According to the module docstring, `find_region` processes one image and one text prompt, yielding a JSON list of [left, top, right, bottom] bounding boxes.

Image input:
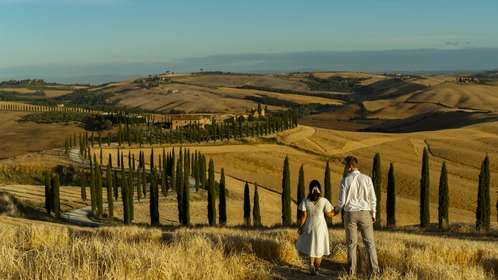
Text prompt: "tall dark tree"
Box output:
[[121, 172, 131, 225], [324, 160, 332, 225], [243, 181, 251, 226], [438, 162, 449, 230], [80, 170, 87, 201], [89, 157, 96, 214], [297, 165, 306, 225], [182, 152, 190, 226], [420, 147, 431, 229], [386, 162, 396, 227], [95, 156, 103, 217], [176, 158, 184, 224], [281, 156, 292, 226], [476, 155, 491, 232], [51, 173, 61, 218], [207, 158, 216, 226], [218, 168, 227, 225], [253, 183, 261, 226], [372, 153, 382, 228], [44, 171, 52, 214], [106, 163, 114, 219], [200, 154, 207, 189], [150, 167, 160, 225]]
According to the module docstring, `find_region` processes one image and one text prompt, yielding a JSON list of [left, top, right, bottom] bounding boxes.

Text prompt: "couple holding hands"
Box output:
[[296, 156, 381, 278]]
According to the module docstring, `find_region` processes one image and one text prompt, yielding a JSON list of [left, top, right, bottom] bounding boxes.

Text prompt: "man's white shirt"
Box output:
[[336, 170, 377, 218]]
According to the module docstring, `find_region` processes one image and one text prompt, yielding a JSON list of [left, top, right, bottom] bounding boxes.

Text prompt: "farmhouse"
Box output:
[[171, 114, 213, 130], [250, 107, 265, 118]]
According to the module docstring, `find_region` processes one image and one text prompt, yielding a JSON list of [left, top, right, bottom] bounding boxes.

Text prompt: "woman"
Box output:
[[296, 180, 335, 276]]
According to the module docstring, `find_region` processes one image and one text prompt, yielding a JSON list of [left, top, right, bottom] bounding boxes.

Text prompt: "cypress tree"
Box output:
[[438, 162, 449, 230], [476, 155, 491, 232], [95, 157, 103, 217], [201, 154, 207, 190], [182, 150, 190, 226], [136, 158, 142, 201], [243, 181, 251, 225], [207, 158, 216, 226], [113, 169, 119, 201], [142, 154, 147, 198], [128, 159, 135, 221], [122, 172, 131, 224], [386, 162, 396, 227], [182, 162, 191, 226], [253, 183, 261, 226], [297, 165, 306, 225], [80, 170, 87, 201], [372, 153, 382, 228], [89, 157, 96, 214], [420, 147, 431, 229], [171, 148, 176, 192], [150, 167, 160, 225], [51, 173, 61, 218], [324, 160, 332, 225], [106, 163, 114, 219], [219, 168, 227, 225], [281, 156, 292, 226], [177, 158, 184, 224], [44, 171, 52, 214], [161, 148, 167, 196]]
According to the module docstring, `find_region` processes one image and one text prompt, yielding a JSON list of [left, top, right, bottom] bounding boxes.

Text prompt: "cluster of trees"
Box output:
[[0, 79, 62, 89], [59, 144, 264, 227], [302, 74, 368, 93], [21, 111, 92, 124], [55, 89, 115, 107], [73, 146, 210, 225]]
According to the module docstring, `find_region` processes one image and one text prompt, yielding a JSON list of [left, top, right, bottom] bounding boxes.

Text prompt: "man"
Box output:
[[335, 156, 380, 277]]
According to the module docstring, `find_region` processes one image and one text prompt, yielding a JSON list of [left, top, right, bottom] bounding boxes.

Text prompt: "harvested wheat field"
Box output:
[[0, 213, 496, 279]]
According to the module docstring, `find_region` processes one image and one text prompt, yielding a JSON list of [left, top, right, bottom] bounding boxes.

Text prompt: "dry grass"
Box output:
[[0, 218, 274, 279], [0, 215, 495, 279]]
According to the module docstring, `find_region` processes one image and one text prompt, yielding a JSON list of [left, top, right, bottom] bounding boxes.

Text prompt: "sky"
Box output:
[[1, 0, 497, 82]]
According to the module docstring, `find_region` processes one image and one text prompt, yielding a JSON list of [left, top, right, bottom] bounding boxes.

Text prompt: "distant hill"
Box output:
[[1, 74, 141, 85], [2, 70, 498, 133]]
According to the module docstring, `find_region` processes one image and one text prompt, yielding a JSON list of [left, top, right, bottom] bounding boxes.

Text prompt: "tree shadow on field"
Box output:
[[274, 255, 346, 280]]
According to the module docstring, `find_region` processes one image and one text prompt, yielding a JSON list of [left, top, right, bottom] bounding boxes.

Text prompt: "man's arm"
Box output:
[[367, 177, 377, 219]]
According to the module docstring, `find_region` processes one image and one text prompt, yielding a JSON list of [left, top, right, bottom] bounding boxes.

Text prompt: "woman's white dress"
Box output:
[[296, 197, 333, 258]]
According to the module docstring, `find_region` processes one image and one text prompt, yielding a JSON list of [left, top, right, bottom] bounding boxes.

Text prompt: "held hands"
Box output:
[[297, 226, 304, 235]]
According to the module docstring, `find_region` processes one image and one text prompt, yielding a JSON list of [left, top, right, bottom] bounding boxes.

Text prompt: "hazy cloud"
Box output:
[[445, 41, 473, 46]]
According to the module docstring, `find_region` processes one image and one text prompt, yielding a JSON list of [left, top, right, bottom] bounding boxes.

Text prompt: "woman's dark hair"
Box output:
[[307, 180, 321, 201]]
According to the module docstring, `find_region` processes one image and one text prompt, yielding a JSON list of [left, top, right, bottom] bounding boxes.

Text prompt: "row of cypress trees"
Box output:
[[282, 149, 492, 233], [373, 148, 491, 232], [65, 110, 300, 155]]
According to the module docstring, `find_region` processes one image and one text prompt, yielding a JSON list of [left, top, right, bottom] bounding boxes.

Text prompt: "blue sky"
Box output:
[[1, 0, 497, 81]]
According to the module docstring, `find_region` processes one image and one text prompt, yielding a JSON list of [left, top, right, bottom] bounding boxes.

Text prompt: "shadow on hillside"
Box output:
[[361, 111, 498, 133]]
